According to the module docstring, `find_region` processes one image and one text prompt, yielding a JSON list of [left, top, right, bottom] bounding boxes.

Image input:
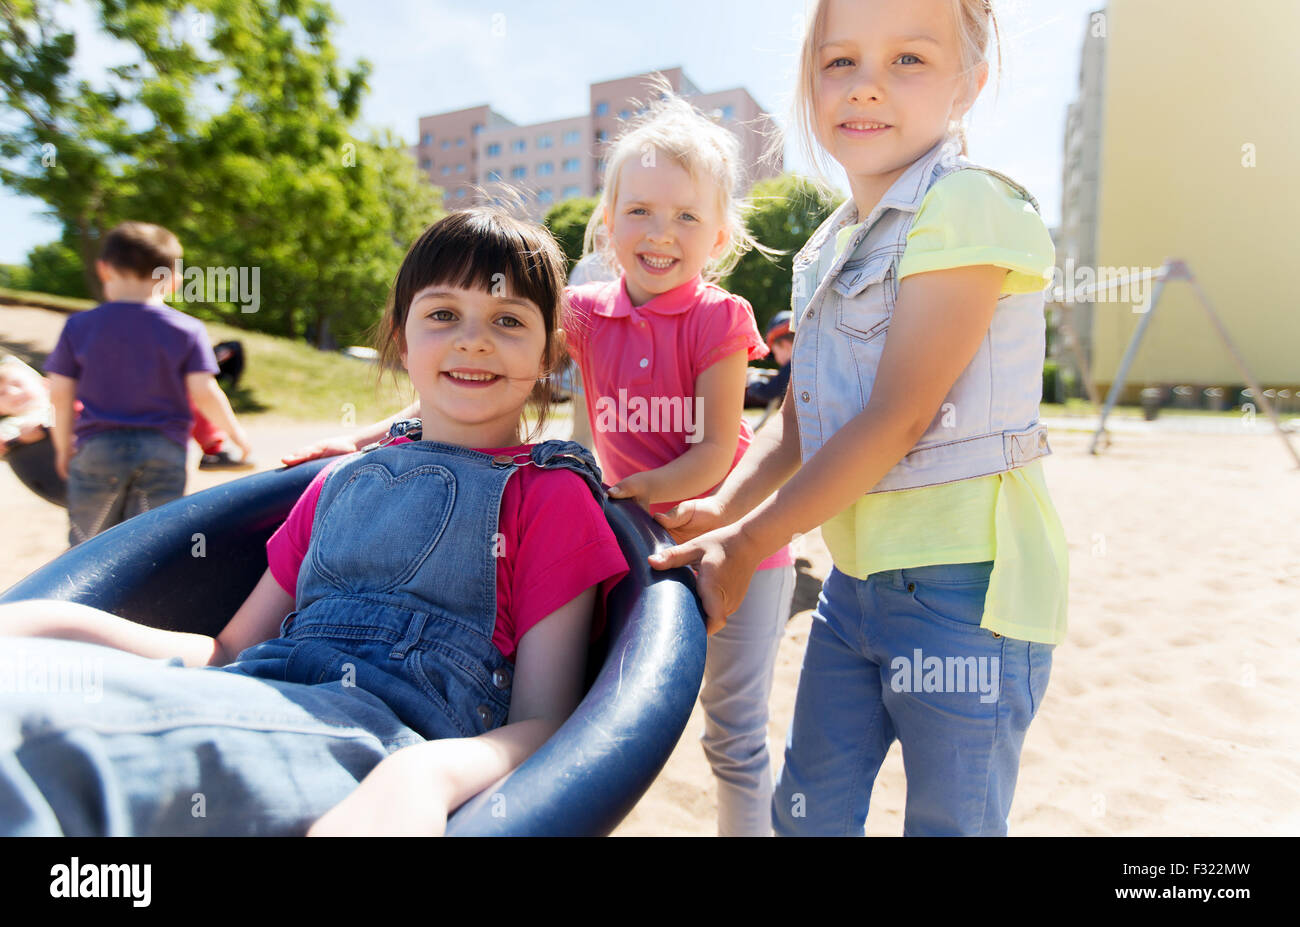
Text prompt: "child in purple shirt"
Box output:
[[44, 221, 253, 545]]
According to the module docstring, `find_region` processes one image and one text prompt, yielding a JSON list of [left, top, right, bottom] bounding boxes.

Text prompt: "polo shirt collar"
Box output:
[[595, 274, 706, 318]]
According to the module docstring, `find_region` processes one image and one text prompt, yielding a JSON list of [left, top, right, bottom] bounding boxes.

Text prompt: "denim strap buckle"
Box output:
[[359, 418, 423, 453], [385, 419, 423, 442], [490, 451, 534, 468]]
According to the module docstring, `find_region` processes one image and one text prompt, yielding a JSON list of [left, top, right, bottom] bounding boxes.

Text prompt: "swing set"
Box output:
[[1048, 258, 1299, 469]]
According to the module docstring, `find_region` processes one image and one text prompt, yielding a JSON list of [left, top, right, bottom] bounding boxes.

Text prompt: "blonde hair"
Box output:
[[583, 75, 776, 280], [774, 0, 1002, 188]]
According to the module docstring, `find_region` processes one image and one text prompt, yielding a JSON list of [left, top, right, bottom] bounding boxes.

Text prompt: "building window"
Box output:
[[563, 129, 580, 145], [537, 134, 553, 149], [512, 139, 526, 153], [456, 137, 465, 147], [487, 169, 502, 182], [511, 166, 526, 179], [595, 130, 607, 143], [619, 109, 629, 120], [562, 185, 581, 200], [537, 189, 554, 205], [537, 162, 554, 176], [441, 165, 450, 176], [440, 139, 450, 150], [562, 158, 580, 173], [472, 123, 483, 135], [594, 101, 608, 116], [722, 105, 734, 120], [486, 142, 501, 157], [420, 132, 432, 146], [419, 158, 431, 170], [456, 163, 466, 173]]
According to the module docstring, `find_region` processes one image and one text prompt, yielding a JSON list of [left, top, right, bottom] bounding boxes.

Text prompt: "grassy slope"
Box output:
[[203, 318, 416, 424]]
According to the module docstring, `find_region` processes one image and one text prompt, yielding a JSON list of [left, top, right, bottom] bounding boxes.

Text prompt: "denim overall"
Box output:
[[772, 139, 1057, 836], [0, 427, 607, 835], [223, 425, 607, 741], [789, 136, 1053, 491]]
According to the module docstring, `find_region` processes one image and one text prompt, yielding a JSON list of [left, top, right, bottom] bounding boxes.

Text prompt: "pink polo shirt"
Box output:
[[566, 275, 793, 571]]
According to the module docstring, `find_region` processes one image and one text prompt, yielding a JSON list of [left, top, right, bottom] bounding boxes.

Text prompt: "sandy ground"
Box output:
[[4, 303, 1299, 836]]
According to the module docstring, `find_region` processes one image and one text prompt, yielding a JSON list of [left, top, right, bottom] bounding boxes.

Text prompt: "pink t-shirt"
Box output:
[[266, 438, 630, 661], [566, 275, 794, 571]]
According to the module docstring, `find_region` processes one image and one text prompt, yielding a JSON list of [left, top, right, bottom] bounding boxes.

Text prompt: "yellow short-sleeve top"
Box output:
[[819, 170, 1068, 645]]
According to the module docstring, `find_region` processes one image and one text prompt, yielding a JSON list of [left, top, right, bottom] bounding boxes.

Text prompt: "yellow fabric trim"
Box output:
[[823, 462, 1068, 645]]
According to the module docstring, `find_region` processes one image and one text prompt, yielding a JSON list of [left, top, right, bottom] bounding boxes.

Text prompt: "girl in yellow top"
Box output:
[[651, 0, 1067, 835]]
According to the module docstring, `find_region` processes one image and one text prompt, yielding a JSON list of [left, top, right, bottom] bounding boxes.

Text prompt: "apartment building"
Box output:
[[413, 68, 782, 218], [1056, 9, 1107, 370], [1059, 1, 1298, 397], [413, 104, 516, 201]]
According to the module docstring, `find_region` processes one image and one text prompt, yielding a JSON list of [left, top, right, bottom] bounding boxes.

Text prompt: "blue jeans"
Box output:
[[67, 429, 187, 546], [0, 638, 423, 836], [772, 563, 1053, 836]]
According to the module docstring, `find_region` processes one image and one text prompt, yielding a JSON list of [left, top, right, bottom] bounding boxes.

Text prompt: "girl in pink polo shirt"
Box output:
[[563, 86, 796, 836]]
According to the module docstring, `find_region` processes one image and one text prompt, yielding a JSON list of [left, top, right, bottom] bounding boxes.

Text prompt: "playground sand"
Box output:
[[4, 303, 1298, 836], [613, 427, 1300, 836]]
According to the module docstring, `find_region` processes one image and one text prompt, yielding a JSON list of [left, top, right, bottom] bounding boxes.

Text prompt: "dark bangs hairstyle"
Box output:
[[376, 207, 571, 442]]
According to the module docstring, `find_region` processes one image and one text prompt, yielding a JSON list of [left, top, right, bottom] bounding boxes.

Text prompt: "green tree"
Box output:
[[0, 0, 441, 346], [0, 262, 32, 291], [723, 174, 841, 338], [24, 238, 86, 297], [544, 196, 599, 269]]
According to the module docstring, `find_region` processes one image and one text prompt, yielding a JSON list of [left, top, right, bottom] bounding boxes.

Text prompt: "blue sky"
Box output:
[[0, 0, 1103, 263]]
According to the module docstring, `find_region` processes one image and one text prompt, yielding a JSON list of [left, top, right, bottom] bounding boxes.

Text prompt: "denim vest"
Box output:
[[789, 138, 1052, 492], [224, 425, 606, 742]]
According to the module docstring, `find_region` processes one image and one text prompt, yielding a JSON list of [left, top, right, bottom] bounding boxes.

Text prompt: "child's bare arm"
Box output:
[[281, 399, 421, 466], [0, 567, 294, 668], [654, 375, 804, 543], [739, 265, 1006, 545], [46, 373, 76, 478], [308, 586, 595, 836], [0, 599, 223, 666], [653, 264, 1007, 629], [186, 372, 252, 458], [212, 568, 297, 664], [606, 348, 748, 507]]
